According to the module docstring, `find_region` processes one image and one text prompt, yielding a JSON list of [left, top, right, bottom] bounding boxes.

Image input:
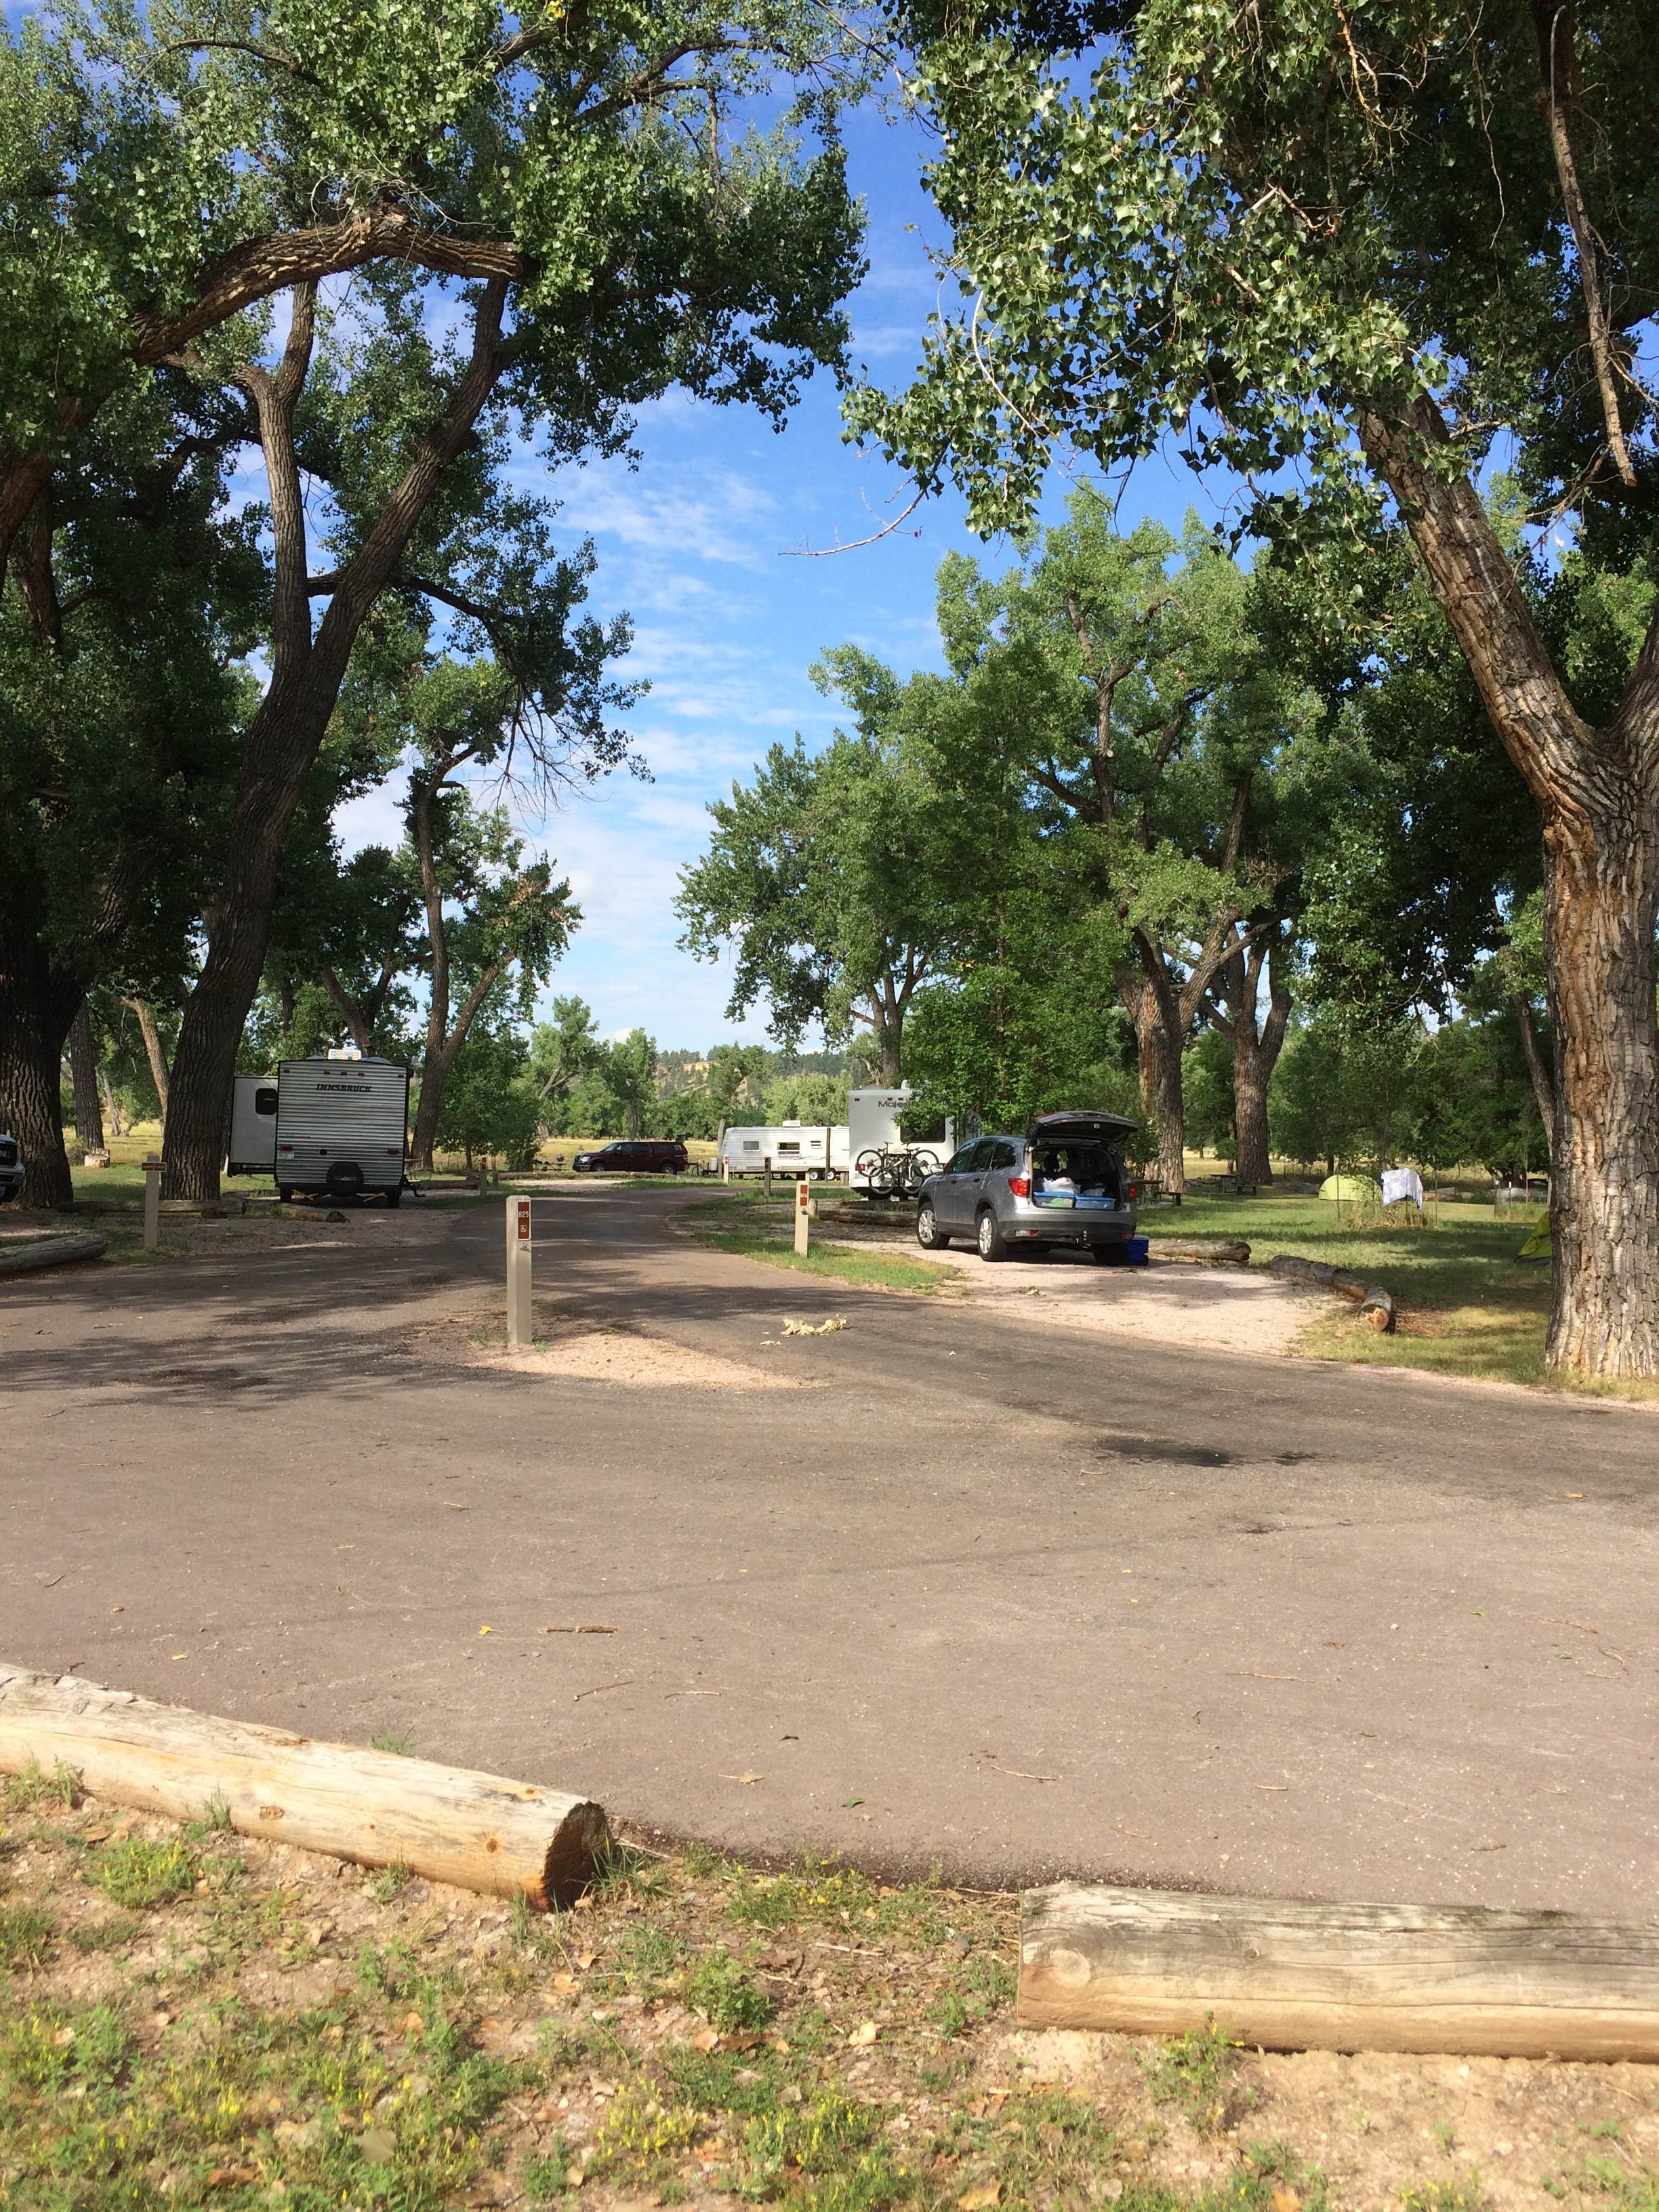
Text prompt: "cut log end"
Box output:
[[543, 1799, 613, 1910]]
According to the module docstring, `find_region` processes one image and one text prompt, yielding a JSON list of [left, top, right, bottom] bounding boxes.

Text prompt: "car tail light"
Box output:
[[1008, 1175, 1030, 1198], [1125, 1181, 1138, 1202]]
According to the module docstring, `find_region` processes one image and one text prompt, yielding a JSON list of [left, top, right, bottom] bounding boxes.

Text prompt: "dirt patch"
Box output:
[[4, 1780, 1653, 2212], [411, 1310, 815, 1391], [882, 1244, 1322, 1358]]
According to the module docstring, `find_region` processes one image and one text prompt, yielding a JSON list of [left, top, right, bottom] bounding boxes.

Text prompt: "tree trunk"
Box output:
[[161, 278, 509, 1202], [123, 996, 171, 1123], [1541, 806, 1659, 1376], [1223, 935, 1292, 1189], [67, 1001, 104, 1154], [1358, 392, 1659, 1375], [1121, 958, 1187, 1194], [0, 933, 81, 1208], [410, 1049, 457, 1174], [99, 1069, 125, 1138], [1512, 991, 1556, 1155], [1122, 973, 1185, 1193], [319, 964, 373, 1055]]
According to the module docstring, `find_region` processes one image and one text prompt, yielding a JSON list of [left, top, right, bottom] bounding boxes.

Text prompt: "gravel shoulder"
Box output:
[[835, 1241, 1322, 1358]]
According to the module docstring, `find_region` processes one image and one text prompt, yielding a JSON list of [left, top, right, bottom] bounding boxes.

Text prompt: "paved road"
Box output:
[[4, 1187, 1656, 1912]]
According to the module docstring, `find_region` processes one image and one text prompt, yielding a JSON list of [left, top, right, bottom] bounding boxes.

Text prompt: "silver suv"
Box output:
[[916, 1111, 1139, 1263]]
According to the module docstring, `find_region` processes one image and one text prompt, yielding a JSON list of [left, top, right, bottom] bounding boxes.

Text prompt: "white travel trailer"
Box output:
[[716, 1120, 850, 1179], [716, 1088, 938, 1191], [227, 1075, 280, 1176], [233, 1049, 411, 1204]]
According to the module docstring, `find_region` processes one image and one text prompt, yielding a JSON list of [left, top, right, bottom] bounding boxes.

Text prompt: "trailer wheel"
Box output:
[[383, 1184, 403, 1209]]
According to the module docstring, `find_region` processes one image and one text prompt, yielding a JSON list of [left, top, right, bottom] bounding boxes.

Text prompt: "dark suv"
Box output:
[[916, 1111, 1139, 1261], [571, 1139, 689, 1175]]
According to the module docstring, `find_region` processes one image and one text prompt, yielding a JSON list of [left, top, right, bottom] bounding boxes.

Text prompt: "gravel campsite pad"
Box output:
[[409, 1307, 818, 1391], [3, 1774, 1654, 2212], [866, 1244, 1322, 1359]]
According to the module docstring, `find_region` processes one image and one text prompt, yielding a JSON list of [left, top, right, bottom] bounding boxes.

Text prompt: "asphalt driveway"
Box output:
[[3, 1185, 1654, 1913]]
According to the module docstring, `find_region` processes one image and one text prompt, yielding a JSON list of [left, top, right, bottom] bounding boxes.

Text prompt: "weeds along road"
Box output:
[[3, 1183, 1655, 1912]]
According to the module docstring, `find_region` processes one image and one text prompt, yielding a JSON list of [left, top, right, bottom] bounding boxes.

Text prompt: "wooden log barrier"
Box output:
[[1268, 1251, 1395, 1332], [0, 1232, 108, 1279], [1148, 1237, 1250, 1267], [1020, 1883, 1659, 2060], [0, 1665, 609, 1910]]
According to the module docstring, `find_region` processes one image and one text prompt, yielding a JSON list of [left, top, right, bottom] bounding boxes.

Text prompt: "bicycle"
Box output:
[[854, 1145, 940, 1198]]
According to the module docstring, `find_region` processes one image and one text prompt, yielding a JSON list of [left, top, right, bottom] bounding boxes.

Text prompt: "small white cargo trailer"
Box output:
[[272, 1050, 410, 1204], [227, 1075, 279, 1176], [716, 1121, 849, 1179]]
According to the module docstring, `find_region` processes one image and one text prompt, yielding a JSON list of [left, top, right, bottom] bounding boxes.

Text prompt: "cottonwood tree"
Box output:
[[0, 388, 258, 1206], [398, 659, 581, 1169], [859, 0, 1659, 1374], [678, 726, 959, 1080], [872, 497, 1343, 1189], [2, 0, 867, 1199], [528, 996, 606, 1118]]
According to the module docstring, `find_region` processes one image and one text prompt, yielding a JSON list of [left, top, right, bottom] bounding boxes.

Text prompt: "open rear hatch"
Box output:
[[1025, 1111, 1139, 1209]]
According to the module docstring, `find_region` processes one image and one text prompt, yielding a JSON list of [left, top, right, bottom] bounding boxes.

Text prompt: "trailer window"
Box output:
[[254, 1087, 279, 1115], [778, 1141, 800, 1154], [742, 1141, 760, 1152]]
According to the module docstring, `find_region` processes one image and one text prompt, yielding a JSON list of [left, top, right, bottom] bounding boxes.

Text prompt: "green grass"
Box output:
[[1139, 1193, 1594, 1393], [96, 1836, 198, 1910], [1136, 2020, 1250, 2134], [4, 1799, 1637, 2212]]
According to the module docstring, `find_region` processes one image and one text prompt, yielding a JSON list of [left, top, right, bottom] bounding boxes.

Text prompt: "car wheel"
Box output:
[[916, 1202, 950, 1250], [277, 1185, 293, 1203], [976, 1208, 1007, 1263], [0, 1185, 14, 1206]]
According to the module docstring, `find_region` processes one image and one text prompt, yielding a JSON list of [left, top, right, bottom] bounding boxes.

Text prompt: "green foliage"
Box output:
[[1400, 2182, 1490, 2212], [0, 1905, 53, 1971], [1, 1759, 79, 1814], [434, 1025, 544, 1167], [678, 725, 963, 1076], [1269, 1012, 1548, 1181], [96, 1837, 198, 1910], [855, 1, 1659, 573], [603, 1028, 660, 1141], [684, 1953, 775, 2034], [1137, 2021, 1246, 2135], [1183, 1027, 1236, 1158]]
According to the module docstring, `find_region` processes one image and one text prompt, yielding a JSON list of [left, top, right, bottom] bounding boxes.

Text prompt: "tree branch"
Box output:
[[1532, 2, 1636, 490], [1355, 392, 1589, 811], [129, 211, 531, 369]]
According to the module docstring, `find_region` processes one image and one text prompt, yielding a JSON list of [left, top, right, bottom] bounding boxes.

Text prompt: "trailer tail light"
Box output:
[[1008, 1175, 1030, 1198], [385, 1148, 400, 1156]]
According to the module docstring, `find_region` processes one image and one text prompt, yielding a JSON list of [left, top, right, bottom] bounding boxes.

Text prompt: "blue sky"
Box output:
[[337, 102, 1218, 1052]]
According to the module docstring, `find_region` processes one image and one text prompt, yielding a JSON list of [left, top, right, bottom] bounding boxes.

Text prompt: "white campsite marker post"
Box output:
[[142, 1155, 161, 1250], [506, 1195, 533, 1347], [794, 1179, 811, 1257]]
